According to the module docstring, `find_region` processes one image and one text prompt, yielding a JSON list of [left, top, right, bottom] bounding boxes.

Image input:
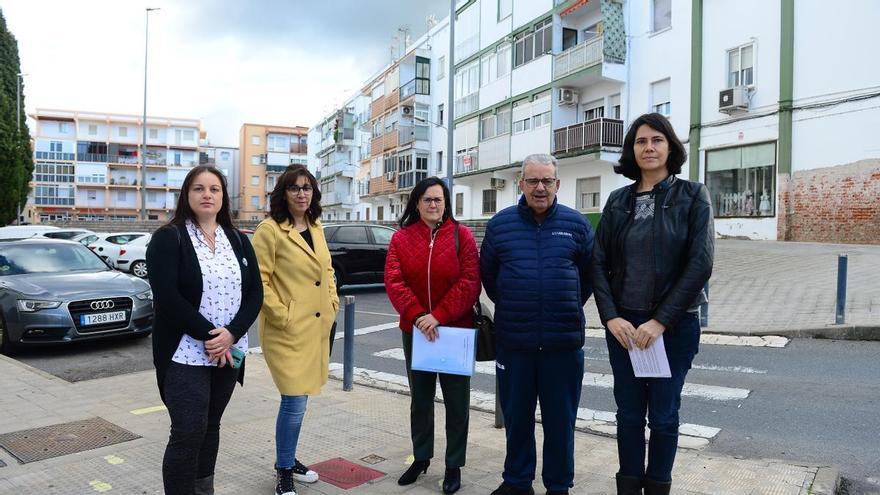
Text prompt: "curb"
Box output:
[[715, 325, 880, 341], [810, 465, 841, 495]]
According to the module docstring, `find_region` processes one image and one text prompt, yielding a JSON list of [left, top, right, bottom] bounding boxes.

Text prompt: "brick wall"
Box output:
[[779, 159, 880, 244]]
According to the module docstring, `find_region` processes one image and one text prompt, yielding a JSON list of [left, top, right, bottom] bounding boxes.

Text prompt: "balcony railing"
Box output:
[[145, 158, 167, 165], [454, 93, 479, 117], [370, 95, 387, 120], [455, 151, 479, 174], [368, 172, 397, 195], [108, 155, 139, 165], [383, 129, 399, 151], [35, 151, 75, 161], [78, 153, 108, 163], [553, 37, 603, 80], [398, 125, 414, 146], [266, 164, 287, 173], [290, 143, 307, 154], [401, 78, 430, 100], [552, 118, 624, 155]]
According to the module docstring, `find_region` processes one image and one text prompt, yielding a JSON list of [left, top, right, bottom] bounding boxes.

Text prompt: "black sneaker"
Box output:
[[275, 465, 297, 495], [292, 459, 319, 483]]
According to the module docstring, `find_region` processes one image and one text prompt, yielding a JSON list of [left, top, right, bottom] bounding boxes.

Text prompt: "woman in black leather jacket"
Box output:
[[591, 113, 714, 495]]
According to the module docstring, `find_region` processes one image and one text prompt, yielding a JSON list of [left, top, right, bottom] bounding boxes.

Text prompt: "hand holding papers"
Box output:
[[626, 335, 671, 378], [411, 326, 476, 376]]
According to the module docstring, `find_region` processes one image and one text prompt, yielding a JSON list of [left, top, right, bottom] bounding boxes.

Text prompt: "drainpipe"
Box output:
[[778, 0, 794, 177], [688, 0, 703, 181]]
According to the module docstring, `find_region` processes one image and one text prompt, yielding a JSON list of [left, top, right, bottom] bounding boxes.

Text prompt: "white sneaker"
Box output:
[[292, 459, 319, 483]]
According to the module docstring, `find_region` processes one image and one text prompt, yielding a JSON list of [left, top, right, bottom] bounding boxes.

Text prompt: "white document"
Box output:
[[411, 326, 476, 376], [626, 335, 672, 378]]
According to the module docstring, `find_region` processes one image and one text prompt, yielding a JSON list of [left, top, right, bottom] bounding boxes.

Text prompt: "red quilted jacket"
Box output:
[[384, 219, 481, 333]]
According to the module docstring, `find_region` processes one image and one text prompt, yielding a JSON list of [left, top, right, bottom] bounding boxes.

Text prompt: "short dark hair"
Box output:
[[268, 164, 322, 225], [398, 177, 455, 228], [615, 113, 687, 181], [166, 165, 235, 230]]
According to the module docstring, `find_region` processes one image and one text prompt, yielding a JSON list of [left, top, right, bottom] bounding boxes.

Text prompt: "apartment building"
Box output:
[[238, 123, 309, 220], [199, 144, 240, 211], [26, 109, 202, 223]]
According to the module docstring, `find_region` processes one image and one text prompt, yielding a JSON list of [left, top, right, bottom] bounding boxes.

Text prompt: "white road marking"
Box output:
[[585, 328, 789, 347], [372, 348, 750, 401], [692, 364, 767, 374], [356, 310, 399, 317], [334, 321, 399, 340], [328, 362, 719, 446]]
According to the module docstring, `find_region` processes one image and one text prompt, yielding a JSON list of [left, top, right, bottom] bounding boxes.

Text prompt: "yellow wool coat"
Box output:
[[253, 218, 339, 396]]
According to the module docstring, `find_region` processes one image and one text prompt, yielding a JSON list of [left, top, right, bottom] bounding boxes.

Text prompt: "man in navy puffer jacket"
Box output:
[[481, 154, 594, 495]]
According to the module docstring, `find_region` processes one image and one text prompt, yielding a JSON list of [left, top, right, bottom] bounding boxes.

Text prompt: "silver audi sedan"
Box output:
[[0, 238, 154, 353]]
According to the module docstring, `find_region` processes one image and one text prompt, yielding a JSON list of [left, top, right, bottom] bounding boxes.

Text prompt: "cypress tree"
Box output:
[[0, 9, 34, 225]]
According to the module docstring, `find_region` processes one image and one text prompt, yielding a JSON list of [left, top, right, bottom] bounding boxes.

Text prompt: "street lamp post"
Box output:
[[446, 0, 455, 199], [16, 72, 28, 225], [140, 7, 160, 221]]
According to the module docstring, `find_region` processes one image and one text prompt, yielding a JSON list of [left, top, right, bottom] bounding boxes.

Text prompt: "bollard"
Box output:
[[494, 374, 504, 429], [343, 295, 355, 391], [700, 281, 709, 328], [836, 254, 847, 325]]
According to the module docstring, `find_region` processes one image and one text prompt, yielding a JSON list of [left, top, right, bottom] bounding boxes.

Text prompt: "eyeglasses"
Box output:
[[421, 197, 444, 205], [522, 177, 557, 188], [286, 185, 313, 194]]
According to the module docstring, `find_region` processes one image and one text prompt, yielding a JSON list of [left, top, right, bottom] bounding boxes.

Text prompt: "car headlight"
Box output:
[[135, 290, 153, 301], [17, 299, 62, 312]]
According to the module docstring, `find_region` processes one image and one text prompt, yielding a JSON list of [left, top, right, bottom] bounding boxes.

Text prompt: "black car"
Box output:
[[324, 223, 396, 288]]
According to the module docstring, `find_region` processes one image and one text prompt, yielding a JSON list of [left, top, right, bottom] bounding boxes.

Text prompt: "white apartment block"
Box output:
[[199, 144, 240, 211], [27, 109, 202, 223]]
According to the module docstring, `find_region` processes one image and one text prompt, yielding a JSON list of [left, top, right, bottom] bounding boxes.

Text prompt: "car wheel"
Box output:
[[131, 260, 148, 278], [0, 313, 16, 355]]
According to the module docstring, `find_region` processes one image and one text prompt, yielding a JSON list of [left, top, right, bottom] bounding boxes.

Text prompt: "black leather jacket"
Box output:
[[591, 175, 714, 328]]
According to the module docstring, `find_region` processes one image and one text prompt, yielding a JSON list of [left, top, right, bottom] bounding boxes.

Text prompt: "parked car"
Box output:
[[113, 235, 151, 278], [88, 232, 150, 264], [323, 223, 396, 288], [41, 228, 95, 240], [0, 238, 154, 353], [71, 232, 105, 247], [0, 225, 60, 240]]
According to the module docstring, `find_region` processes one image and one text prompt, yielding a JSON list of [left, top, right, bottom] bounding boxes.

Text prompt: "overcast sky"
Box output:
[[1, 0, 450, 146]]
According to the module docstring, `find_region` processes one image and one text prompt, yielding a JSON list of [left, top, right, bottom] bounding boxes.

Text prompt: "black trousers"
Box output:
[[401, 331, 471, 468], [162, 362, 238, 495]]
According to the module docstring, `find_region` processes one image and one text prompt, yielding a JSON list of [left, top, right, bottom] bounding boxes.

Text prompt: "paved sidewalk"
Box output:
[[0, 354, 837, 495]]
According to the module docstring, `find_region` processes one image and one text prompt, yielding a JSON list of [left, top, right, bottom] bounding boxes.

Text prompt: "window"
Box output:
[[34, 163, 74, 183], [147, 191, 158, 202], [706, 142, 776, 218], [220, 151, 230, 160], [454, 60, 480, 116], [370, 226, 394, 245], [34, 185, 74, 205], [415, 56, 431, 94], [437, 150, 444, 174], [251, 175, 259, 186], [498, 0, 512, 20], [437, 55, 446, 80], [251, 155, 261, 165], [87, 190, 97, 200], [652, 0, 671, 32], [609, 94, 622, 119], [455, 192, 464, 217], [496, 105, 512, 135], [651, 79, 671, 116], [118, 127, 128, 137], [383, 154, 397, 174], [117, 191, 127, 201], [513, 115, 531, 134], [576, 177, 601, 211], [149, 128, 158, 139], [514, 18, 552, 68], [333, 226, 368, 244], [250, 195, 259, 207], [482, 189, 497, 215], [183, 130, 194, 141], [438, 104, 444, 125], [480, 112, 497, 141], [532, 111, 551, 128], [481, 43, 512, 87], [88, 124, 98, 135], [728, 43, 755, 87], [58, 122, 69, 133], [252, 135, 261, 145], [583, 100, 605, 121]]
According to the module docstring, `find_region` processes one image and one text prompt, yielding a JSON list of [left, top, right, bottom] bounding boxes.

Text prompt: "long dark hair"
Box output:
[[398, 177, 455, 228], [615, 113, 687, 181], [166, 165, 235, 230], [268, 164, 322, 225]]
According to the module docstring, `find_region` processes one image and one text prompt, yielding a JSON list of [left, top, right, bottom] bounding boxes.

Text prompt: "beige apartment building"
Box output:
[[238, 123, 309, 220]]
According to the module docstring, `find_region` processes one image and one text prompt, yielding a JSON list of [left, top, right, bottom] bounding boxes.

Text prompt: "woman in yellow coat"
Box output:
[[252, 165, 339, 495]]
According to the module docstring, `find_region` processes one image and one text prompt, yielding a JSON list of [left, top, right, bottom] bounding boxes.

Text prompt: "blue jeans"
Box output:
[[275, 395, 308, 469], [496, 346, 584, 492], [605, 311, 700, 482]]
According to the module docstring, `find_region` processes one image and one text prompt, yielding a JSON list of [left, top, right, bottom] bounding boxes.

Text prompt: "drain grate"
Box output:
[[0, 417, 140, 464], [310, 457, 386, 489]]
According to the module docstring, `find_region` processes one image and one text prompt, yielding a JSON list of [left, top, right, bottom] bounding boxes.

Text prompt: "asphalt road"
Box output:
[[11, 285, 880, 492]]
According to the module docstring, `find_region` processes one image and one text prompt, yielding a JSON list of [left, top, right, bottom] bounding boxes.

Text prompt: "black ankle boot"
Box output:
[[398, 459, 430, 485], [615, 474, 643, 495], [443, 467, 461, 494], [643, 478, 670, 495]]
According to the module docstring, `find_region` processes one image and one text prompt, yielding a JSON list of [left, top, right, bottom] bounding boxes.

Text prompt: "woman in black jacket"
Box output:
[[146, 165, 262, 495], [591, 113, 714, 495]]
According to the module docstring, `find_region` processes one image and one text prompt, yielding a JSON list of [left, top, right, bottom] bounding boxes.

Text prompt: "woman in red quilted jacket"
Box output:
[[384, 177, 481, 494]]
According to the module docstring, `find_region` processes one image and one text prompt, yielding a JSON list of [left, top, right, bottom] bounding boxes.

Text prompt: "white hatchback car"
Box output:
[[88, 232, 150, 266], [113, 234, 152, 278]]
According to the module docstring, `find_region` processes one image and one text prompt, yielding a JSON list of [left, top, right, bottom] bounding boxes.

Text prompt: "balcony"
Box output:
[[552, 118, 624, 157], [78, 153, 108, 163], [35, 151, 75, 161], [554, 37, 603, 80], [266, 164, 287, 173], [400, 78, 430, 101], [370, 95, 387, 120], [370, 136, 384, 157], [455, 151, 479, 175], [108, 155, 139, 166], [368, 172, 397, 196], [383, 130, 399, 151], [398, 125, 414, 146], [290, 143, 307, 154]]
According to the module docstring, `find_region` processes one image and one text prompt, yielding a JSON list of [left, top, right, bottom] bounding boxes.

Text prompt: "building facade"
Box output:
[[199, 144, 240, 212], [238, 123, 309, 221], [26, 109, 202, 223]]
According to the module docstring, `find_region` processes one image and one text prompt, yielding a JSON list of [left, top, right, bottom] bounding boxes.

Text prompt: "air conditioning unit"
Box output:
[[385, 171, 395, 181], [490, 178, 506, 189], [719, 86, 750, 113], [558, 88, 579, 106], [402, 106, 413, 116]]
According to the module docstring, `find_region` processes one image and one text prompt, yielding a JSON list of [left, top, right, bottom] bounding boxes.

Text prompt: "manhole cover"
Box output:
[[0, 417, 140, 463], [360, 454, 386, 465], [310, 457, 385, 489]]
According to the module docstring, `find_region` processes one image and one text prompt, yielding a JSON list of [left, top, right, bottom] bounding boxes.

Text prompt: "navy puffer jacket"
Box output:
[[480, 196, 594, 351]]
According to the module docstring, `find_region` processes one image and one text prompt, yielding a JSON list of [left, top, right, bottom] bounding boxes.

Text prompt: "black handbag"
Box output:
[[454, 225, 496, 362]]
